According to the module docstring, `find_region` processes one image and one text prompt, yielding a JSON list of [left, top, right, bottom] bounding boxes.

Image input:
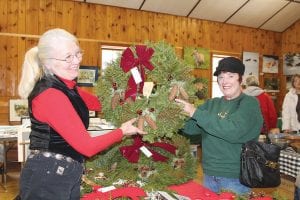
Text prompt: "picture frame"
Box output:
[[242, 51, 259, 78], [9, 99, 29, 122], [77, 66, 99, 87], [263, 77, 279, 92], [262, 55, 279, 74], [183, 47, 210, 69], [283, 53, 300, 75]]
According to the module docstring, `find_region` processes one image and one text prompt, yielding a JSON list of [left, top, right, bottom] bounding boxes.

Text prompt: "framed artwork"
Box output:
[[262, 55, 278, 73], [283, 53, 300, 75], [9, 99, 29, 122], [183, 47, 210, 69], [263, 77, 279, 92], [242, 51, 259, 78], [77, 66, 99, 87]]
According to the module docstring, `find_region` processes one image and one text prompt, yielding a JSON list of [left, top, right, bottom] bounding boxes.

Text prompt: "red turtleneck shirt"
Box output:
[[31, 77, 123, 157]]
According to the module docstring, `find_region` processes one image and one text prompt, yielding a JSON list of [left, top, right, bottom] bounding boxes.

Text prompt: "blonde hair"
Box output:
[[18, 28, 79, 99], [291, 74, 300, 88]]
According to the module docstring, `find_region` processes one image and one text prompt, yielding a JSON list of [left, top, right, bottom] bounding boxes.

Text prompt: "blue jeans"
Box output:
[[20, 153, 84, 200], [204, 174, 250, 195], [295, 186, 300, 200]]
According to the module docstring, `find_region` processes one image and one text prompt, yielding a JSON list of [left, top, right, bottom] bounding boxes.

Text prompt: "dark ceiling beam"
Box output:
[[258, 2, 290, 29], [285, 0, 300, 3], [187, 0, 202, 17], [224, 0, 250, 23], [139, 0, 146, 10]]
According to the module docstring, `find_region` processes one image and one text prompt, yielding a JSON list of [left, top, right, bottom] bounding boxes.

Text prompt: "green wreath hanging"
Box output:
[[82, 41, 198, 194]]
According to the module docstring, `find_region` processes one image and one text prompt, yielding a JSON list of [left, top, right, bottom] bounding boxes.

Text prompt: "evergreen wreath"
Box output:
[[81, 41, 198, 194]]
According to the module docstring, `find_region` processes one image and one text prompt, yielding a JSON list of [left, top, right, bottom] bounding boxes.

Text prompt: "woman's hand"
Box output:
[[120, 118, 147, 136], [175, 99, 196, 117]]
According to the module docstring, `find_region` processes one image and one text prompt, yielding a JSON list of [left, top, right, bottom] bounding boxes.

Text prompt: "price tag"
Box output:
[[130, 67, 142, 84], [140, 146, 153, 157], [97, 185, 116, 193], [143, 82, 154, 98]]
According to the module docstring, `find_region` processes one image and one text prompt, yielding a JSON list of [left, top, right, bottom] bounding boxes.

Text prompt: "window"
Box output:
[[101, 45, 127, 75]]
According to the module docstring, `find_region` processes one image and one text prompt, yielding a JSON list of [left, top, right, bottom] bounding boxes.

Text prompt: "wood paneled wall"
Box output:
[[0, 0, 299, 124]]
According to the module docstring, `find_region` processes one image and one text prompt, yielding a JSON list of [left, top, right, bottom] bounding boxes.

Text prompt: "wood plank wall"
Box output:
[[0, 0, 299, 125]]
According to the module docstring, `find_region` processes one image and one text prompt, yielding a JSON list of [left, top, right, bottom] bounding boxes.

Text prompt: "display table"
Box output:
[[0, 126, 18, 190], [279, 148, 300, 178]]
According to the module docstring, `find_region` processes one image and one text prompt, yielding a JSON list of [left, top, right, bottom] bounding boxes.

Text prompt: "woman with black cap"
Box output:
[[176, 57, 263, 195]]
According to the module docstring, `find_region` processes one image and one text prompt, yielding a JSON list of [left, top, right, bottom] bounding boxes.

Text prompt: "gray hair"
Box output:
[[245, 75, 259, 87], [18, 28, 79, 99]]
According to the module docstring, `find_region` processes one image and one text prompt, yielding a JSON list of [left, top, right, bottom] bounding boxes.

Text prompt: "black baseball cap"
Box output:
[[213, 57, 245, 76]]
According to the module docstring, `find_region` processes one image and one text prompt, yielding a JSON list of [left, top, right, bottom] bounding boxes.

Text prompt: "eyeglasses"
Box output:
[[47, 50, 84, 63]]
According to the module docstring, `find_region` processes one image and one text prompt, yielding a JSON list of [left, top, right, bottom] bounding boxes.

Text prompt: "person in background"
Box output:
[[176, 57, 263, 195], [243, 75, 277, 133], [295, 173, 300, 200], [17, 28, 146, 200], [282, 74, 300, 133]]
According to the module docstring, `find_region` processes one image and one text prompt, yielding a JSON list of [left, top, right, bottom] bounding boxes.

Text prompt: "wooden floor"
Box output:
[[0, 147, 295, 200], [0, 161, 21, 200]]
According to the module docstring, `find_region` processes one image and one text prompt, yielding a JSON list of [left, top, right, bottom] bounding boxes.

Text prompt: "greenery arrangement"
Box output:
[[81, 41, 199, 195]]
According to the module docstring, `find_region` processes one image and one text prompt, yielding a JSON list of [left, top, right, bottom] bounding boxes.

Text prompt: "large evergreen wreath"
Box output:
[[81, 41, 198, 194]]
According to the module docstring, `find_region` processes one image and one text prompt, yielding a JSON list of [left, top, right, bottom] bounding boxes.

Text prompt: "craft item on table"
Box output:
[[80, 185, 146, 200], [85, 41, 197, 194], [279, 147, 300, 178], [168, 181, 235, 200]]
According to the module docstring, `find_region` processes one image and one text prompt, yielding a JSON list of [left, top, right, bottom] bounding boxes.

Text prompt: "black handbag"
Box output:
[[239, 140, 281, 188]]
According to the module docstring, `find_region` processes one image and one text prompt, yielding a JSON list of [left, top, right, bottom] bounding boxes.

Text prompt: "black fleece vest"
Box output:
[[28, 75, 89, 163]]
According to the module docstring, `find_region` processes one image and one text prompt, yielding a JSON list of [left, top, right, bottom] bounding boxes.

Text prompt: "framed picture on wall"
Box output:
[[263, 77, 279, 92], [9, 99, 29, 122], [183, 47, 210, 69], [77, 66, 99, 87], [283, 53, 300, 75], [242, 51, 259, 82], [262, 55, 279, 73]]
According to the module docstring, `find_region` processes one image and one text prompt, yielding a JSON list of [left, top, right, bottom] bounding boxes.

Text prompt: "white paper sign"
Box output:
[[130, 67, 142, 84], [97, 185, 116, 193], [140, 146, 153, 157], [143, 82, 154, 98]]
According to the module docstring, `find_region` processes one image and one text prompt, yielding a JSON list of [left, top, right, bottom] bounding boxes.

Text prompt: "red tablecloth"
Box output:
[[81, 181, 272, 200]]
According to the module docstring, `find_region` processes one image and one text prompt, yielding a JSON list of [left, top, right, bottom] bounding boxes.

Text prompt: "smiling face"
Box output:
[[45, 40, 82, 80], [217, 71, 242, 100], [293, 76, 300, 92]]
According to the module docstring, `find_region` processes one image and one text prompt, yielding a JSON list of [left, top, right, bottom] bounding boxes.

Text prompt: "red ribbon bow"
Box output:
[[120, 45, 154, 101], [119, 136, 177, 163]]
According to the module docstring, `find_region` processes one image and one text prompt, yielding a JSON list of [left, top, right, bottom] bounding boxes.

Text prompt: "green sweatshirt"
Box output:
[[183, 93, 263, 178]]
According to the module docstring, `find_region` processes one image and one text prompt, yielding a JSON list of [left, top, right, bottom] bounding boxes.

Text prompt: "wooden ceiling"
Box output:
[[76, 0, 300, 32]]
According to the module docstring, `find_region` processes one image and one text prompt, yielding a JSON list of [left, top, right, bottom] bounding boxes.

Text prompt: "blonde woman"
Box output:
[[18, 28, 146, 200], [282, 74, 300, 133]]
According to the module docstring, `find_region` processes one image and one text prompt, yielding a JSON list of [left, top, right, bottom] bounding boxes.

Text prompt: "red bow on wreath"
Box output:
[[120, 45, 154, 101], [119, 136, 176, 163]]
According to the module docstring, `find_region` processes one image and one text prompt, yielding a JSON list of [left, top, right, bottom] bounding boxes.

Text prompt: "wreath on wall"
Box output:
[[81, 41, 198, 195]]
